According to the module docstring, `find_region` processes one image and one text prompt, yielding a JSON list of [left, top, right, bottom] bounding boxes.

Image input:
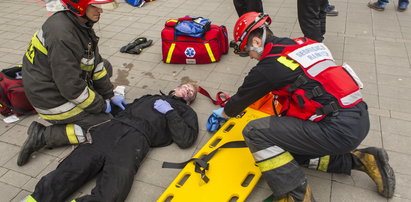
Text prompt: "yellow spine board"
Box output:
[[158, 108, 270, 202]]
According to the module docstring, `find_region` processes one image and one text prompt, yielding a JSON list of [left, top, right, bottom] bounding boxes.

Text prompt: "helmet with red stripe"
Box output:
[[233, 12, 272, 53]]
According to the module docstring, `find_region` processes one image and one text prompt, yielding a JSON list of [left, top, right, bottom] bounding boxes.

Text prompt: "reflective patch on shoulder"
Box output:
[[277, 56, 299, 71]]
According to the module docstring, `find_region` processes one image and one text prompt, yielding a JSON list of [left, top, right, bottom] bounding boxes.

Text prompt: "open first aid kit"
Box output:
[[161, 16, 229, 64]]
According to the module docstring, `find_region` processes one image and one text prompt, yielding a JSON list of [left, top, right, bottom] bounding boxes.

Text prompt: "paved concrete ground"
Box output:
[[0, 0, 410, 201]]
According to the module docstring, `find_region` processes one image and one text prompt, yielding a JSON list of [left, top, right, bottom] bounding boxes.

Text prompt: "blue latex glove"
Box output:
[[111, 95, 127, 110], [212, 107, 228, 119], [154, 99, 174, 114], [206, 108, 228, 132], [104, 99, 111, 114]]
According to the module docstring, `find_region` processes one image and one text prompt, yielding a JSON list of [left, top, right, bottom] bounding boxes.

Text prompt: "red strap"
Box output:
[[198, 86, 230, 107]]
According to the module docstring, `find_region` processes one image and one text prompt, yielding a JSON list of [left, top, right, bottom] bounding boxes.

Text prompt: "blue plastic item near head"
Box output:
[[206, 113, 226, 132]]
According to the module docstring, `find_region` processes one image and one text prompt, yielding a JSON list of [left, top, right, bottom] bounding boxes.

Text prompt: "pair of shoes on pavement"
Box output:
[[120, 37, 153, 54], [368, 1, 408, 11], [325, 4, 339, 16]]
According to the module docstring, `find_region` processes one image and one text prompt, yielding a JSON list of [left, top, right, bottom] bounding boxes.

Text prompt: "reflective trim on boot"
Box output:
[[17, 121, 46, 166], [21, 195, 37, 202], [352, 147, 395, 198]]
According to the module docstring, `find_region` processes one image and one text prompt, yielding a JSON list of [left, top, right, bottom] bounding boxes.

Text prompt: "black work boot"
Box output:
[[352, 147, 395, 198], [17, 121, 46, 166]]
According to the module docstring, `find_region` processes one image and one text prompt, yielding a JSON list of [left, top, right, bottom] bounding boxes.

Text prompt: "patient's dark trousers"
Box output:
[[242, 102, 370, 198], [31, 120, 150, 202]]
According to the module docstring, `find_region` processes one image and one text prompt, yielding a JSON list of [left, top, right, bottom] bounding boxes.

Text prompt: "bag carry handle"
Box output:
[[198, 86, 230, 107]]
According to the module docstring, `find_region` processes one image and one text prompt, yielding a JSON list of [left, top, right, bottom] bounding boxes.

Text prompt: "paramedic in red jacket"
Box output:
[[222, 12, 395, 201]]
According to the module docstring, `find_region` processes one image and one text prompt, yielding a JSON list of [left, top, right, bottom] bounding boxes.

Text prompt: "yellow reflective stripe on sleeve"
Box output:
[[66, 124, 79, 144], [277, 56, 299, 71], [93, 68, 107, 80], [71, 200, 77, 202], [318, 155, 330, 172], [80, 64, 94, 72], [204, 43, 216, 62], [77, 88, 96, 109], [31, 31, 48, 55], [256, 152, 294, 172], [166, 43, 176, 63], [38, 106, 83, 121], [25, 195, 37, 202]]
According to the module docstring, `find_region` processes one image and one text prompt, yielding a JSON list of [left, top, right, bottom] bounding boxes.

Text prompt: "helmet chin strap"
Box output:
[[255, 26, 267, 55]]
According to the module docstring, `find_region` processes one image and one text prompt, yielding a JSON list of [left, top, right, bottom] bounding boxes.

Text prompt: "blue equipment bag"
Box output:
[[175, 17, 211, 38]]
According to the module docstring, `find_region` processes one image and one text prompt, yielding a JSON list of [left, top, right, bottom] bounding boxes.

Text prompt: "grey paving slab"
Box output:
[[331, 181, 387, 202], [0, 181, 20, 202], [0, 170, 31, 188]]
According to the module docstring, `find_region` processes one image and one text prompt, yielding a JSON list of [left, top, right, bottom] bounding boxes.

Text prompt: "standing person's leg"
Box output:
[[23, 144, 105, 202], [398, 0, 409, 11], [17, 112, 112, 166], [75, 132, 150, 202], [297, 0, 324, 42], [233, 0, 247, 17], [319, 0, 328, 36]]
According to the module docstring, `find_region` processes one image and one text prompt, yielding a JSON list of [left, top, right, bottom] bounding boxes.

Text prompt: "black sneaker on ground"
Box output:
[[17, 121, 46, 166], [326, 9, 339, 16], [352, 147, 396, 198]]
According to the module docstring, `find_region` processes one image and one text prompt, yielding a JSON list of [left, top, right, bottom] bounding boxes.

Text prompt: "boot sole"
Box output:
[[376, 148, 396, 198]]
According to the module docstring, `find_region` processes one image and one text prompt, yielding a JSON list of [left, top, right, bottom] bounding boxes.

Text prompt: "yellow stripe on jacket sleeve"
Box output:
[[66, 124, 79, 144], [166, 43, 176, 63], [204, 43, 216, 62]]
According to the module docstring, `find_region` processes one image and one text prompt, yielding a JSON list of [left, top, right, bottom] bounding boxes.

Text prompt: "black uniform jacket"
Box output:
[[112, 94, 199, 148], [224, 36, 335, 117]]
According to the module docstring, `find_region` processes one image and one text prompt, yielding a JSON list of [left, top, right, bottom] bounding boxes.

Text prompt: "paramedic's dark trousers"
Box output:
[[243, 102, 369, 198], [233, 0, 263, 17], [30, 120, 150, 202], [297, 0, 328, 42]]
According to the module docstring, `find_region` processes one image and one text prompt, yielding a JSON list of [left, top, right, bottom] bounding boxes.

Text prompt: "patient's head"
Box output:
[[172, 82, 198, 104]]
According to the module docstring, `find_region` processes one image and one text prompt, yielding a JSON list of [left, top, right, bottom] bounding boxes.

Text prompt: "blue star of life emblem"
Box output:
[[185, 47, 196, 57]]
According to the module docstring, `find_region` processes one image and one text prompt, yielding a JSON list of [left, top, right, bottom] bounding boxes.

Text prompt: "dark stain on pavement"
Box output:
[[142, 85, 148, 89], [114, 63, 133, 86], [143, 72, 155, 79]]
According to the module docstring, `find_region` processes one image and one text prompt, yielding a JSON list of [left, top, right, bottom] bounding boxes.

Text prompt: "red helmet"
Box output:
[[61, 0, 116, 16], [233, 12, 272, 53]]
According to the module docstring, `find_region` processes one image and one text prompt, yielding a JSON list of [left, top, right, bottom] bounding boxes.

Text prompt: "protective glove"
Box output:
[[212, 107, 228, 119], [111, 95, 127, 110], [154, 99, 174, 114], [104, 99, 111, 114], [206, 108, 228, 132]]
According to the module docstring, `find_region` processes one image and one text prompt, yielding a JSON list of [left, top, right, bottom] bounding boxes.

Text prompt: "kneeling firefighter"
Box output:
[[18, 0, 124, 166], [216, 12, 396, 201]]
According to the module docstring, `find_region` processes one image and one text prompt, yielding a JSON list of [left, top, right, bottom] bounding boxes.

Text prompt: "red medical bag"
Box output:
[[0, 66, 36, 116], [161, 18, 228, 64]]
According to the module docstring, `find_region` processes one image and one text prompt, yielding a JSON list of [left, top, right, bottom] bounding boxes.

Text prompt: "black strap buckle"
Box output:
[[287, 75, 308, 92], [316, 101, 339, 115], [305, 86, 324, 99]]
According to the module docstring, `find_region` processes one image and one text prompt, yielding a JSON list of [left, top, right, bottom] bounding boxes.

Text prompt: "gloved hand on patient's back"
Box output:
[[104, 99, 111, 114], [154, 99, 174, 114]]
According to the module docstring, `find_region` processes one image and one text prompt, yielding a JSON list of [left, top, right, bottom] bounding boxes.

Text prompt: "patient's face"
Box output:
[[173, 84, 197, 104]]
